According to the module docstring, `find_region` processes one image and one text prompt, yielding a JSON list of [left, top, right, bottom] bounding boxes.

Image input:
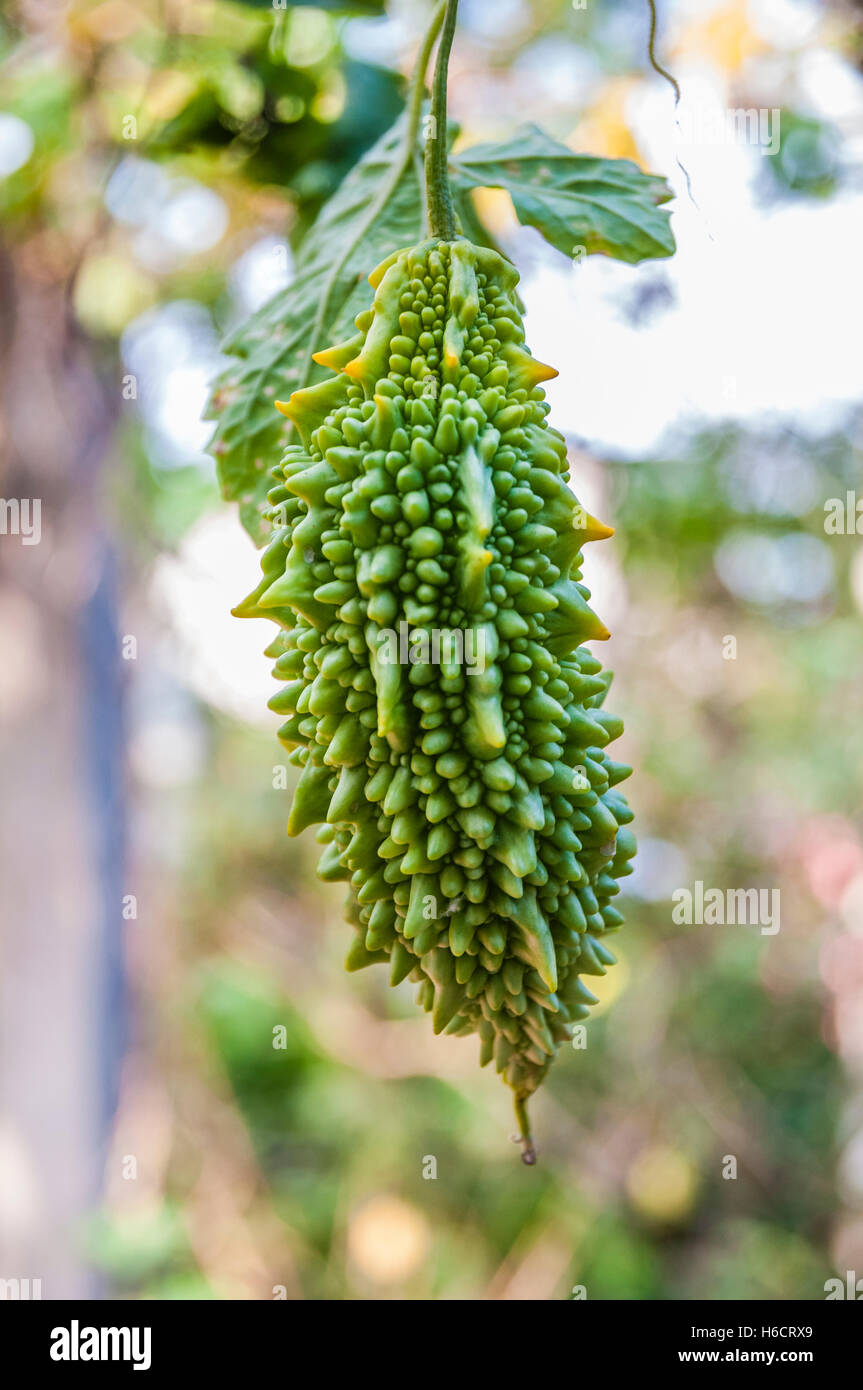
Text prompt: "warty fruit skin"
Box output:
[[236, 235, 635, 1106]]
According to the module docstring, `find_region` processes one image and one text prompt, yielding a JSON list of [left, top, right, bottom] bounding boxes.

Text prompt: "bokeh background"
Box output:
[[2, 0, 863, 1301]]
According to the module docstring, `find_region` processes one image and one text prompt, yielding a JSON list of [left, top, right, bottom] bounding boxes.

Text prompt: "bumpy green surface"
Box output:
[[237, 236, 635, 1123]]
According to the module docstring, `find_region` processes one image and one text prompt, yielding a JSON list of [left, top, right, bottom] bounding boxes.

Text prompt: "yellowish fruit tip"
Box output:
[[529, 359, 558, 385], [311, 348, 337, 370], [584, 514, 615, 542]]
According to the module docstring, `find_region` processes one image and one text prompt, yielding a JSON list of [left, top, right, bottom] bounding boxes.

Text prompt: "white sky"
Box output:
[[528, 64, 863, 455]]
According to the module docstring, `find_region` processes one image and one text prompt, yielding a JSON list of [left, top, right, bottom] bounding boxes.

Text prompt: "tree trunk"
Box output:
[[0, 254, 124, 1299]]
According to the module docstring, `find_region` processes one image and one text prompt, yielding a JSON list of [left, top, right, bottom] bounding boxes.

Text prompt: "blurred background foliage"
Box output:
[[2, 0, 863, 1301]]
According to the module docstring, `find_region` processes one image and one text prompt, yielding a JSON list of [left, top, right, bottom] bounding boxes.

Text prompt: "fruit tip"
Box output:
[[513, 1093, 537, 1166]]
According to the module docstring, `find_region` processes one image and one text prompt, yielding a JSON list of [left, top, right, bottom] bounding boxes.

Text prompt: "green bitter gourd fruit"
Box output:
[[236, 235, 635, 1159]]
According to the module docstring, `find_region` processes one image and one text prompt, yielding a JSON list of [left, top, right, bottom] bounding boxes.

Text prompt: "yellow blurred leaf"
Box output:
[[67, 0, 149, 44], [626, 1145, 700, 1226], [74, 252, 155, 336], [675, 0, 767, 73], [347, 1195, 430, 1287], [568, 78, 642, 164], [586, 948, 629, 1015], [471, 186, 518, 239], [144, 69, 200, 124]]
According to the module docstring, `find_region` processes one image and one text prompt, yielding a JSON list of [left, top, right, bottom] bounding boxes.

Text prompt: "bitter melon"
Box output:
[[236, 235, 635, 1158]]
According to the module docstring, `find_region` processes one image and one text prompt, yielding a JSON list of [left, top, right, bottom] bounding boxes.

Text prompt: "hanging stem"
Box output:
[[298, 2, 445, 390], [425, 0, 459, 241], [406, 3, 447, 168], [513, 1094, 537, 1166], [647, 0, 680, 103]]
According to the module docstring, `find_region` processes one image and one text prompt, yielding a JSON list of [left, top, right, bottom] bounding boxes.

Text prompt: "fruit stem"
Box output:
[[513, 1094, 537, 1166], [647, 0, 680, 103], [297, 2, 445, 392], [425, 0, 459, 241]]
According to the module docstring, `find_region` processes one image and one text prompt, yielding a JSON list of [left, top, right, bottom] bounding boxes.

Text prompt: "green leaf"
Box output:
[[206, 112, 424, 543], [450, 124, 675, 266]]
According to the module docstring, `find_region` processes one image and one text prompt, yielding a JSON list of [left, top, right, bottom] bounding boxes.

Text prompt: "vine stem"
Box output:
[[513, 1094, 537, 1166], [425, 0, 459, 241], [647, 0, 680, 104], [298, 2, 446, 390]]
